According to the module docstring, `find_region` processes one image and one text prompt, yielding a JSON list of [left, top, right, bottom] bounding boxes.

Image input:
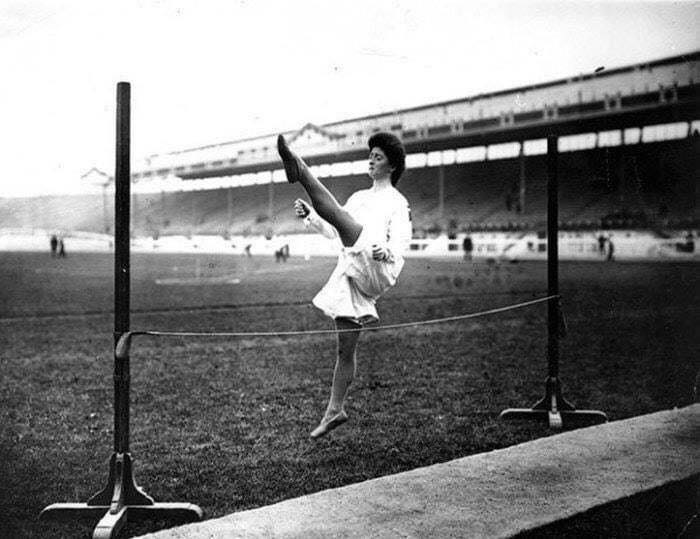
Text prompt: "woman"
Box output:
[[277, 132, 412, 438]]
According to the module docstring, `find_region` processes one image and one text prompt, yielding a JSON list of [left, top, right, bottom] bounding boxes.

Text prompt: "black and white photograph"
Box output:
[[1, 1, 698, 537]]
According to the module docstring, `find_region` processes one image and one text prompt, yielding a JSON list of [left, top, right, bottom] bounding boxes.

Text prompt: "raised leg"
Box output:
[[278, 135, 362, 246]]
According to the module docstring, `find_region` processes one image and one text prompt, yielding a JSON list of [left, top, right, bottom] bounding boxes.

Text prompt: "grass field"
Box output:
[[1, 251, 698, 538]]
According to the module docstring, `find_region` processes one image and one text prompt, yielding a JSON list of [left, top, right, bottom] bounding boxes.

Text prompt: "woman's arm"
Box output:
[[378, 199, 412, 262], [296, 199, 338, 239]]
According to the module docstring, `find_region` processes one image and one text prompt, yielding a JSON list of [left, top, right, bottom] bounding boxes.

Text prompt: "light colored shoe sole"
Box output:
[[310, 411, 348, 439]]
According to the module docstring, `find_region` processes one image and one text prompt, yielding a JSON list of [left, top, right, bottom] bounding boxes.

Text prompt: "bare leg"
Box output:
[[278, 135, 362, 247], [310, 317, 361, 438], [326, 317, 361, 414]]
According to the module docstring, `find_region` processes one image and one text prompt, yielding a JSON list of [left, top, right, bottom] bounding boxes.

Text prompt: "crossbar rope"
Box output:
[[116, 295, 560, 359]]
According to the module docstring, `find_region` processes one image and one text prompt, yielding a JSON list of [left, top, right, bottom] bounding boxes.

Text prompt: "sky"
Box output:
[[0, 0, 698, 197]]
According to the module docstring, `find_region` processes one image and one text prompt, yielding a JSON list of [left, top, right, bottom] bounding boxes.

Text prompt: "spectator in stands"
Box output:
[[50, 235, 58, 257], [278, 132, 411, 439]]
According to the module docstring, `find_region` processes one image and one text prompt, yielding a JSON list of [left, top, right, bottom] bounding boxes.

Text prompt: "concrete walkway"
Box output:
[[138, 405, 699, 538]]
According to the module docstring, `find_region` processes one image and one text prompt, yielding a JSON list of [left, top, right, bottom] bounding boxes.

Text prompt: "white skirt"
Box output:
[[312, 228, 404, 325]]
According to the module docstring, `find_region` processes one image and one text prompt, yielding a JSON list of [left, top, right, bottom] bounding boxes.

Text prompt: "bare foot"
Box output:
[[310, 410, 348, 439]]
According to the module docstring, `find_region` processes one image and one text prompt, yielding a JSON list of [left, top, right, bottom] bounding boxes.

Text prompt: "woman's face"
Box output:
[[368, 147, 394, 181]]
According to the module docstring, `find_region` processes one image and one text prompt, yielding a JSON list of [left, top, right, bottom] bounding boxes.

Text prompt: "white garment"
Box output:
[[304, 186, 412, 324]]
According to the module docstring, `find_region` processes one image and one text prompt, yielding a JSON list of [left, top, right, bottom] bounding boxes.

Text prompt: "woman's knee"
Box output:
[[338, 225, 362, 248], [337, 336, 359, 359], [317, 208, 362, 247], [335, 317, 362, 331], [336, 318, 360, 349]]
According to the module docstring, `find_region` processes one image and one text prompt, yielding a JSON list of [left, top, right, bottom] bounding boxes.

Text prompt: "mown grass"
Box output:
[[1, 252, 697, 538]]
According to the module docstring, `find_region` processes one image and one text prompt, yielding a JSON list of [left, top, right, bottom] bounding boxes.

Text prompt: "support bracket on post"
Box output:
[[500, 376, 607, 428], [40, 453, 203, 539]]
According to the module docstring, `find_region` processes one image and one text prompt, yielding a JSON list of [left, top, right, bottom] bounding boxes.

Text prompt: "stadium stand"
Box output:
[[1, 137, 697, 237], [1, 52, 697, 240]]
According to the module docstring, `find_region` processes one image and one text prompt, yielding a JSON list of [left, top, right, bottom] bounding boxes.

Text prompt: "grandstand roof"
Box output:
[[132, 50, 699, 181]]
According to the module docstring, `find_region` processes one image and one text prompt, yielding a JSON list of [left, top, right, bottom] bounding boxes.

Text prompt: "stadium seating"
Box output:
[[1, 138, 696, 237]]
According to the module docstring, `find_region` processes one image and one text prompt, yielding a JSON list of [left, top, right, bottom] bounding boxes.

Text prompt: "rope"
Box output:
[[116, 295, 559, 359]]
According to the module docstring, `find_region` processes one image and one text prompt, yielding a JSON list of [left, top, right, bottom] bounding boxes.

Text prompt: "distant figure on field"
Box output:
[[274, 244, 289, 262], [606, 238, 614, 261], [244, 244, 252, 257], [597, 234, 607, 255], [676, 232, 695, 253], [50, 235, 58, 257], [462, 235, 473, 260], [58, 238, 66, 258]]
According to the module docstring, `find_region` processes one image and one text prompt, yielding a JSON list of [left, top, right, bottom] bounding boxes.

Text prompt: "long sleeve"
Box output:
[[303, 208, 338, 240], [385, 198, 412, 262]]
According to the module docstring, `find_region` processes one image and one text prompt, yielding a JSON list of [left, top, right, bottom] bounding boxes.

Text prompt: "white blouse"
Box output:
[[304, 186, 412, 261]]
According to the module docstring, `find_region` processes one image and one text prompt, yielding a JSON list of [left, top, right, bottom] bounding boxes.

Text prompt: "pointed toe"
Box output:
[[277, 134, 299, 183], [277, 134, 289, 156], [310, 410, 348, 439]]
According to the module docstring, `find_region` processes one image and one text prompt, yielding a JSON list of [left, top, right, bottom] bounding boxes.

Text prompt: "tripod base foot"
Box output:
[[40, 502, 203, 539], [500, 408, 608, 428]]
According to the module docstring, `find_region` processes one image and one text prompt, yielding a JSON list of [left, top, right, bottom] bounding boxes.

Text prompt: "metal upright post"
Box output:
[[227, 187, 233, 229], [268, 175, 274, 221], [114, 80, 132, 458], [40, 82, 203, 538], [102, 183, 110, 234], [499, 135, 607, 428], [518, 143, 526, 214], [438, 164, 445, 221], [546, 135, 560, 389]]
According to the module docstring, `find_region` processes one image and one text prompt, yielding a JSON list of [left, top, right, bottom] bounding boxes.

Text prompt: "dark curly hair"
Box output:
[[368, 132, 406, 186]]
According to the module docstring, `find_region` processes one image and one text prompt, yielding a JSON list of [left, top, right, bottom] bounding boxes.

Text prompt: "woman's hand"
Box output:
[[294, 199, 311, 218], [371, 244, 390, 261]]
